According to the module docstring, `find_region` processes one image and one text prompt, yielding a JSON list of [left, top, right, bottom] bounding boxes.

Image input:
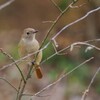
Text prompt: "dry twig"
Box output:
[[0, 77, 18, 92], [0, 48, 26, 83], [81, 66, 100, 100], [0, 0, 15, 10], [30, 57, 94, 99]]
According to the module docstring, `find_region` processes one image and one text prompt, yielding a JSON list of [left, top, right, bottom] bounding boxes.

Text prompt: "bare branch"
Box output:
[[0, 0, 15, 10], [42, 41, 100, 64], [0, 48, 26, 83], [1, 38, 100, 71], [52, 6, 100, 40], [52, 39, 58, 48], [81, 66, 100, 100], [16, 79, 23, 100], [42, 21, 54, 23], [39, 1, 77, 49], [0, 42, 50, 71], [0, 77, 18, 92], [70, 42, 100, 51], [50, 0, 62, 12], [84, 38, 100, 43], [69, 2, 86, 8], [30, 57, 94, 98]]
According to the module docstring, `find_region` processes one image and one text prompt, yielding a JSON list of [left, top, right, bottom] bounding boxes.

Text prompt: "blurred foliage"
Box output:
[[10, 45, 19, 60], [80, 47, 95, 59], [96, 85, 100, 94], [58, 0, 69, 11], [43, 43, 90, 83], [0, 53, 6, 62]]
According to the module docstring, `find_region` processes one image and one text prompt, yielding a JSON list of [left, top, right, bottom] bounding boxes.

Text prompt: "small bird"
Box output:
[[18, 28, 43, 79]]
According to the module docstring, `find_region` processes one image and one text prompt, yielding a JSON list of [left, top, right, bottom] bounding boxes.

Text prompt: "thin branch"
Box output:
[[30, 57, 94, 98], [0, 42, 50, 71], [52, 39, 58, 48], [1, 37, 100, 71], [69, 2, 86, 8], [0, 0, 15, 10], [41, 41, 100, 64], [50, 0, 62, 12], [0, 48, 26, 83], [84, 38, 100, 43], [81, 66, 100, 100], [32, 1, 78, 81], [52, 6, 100, 40], [42, 21, 54, 23], [0, 77, 18, 92], [16, 79, 23, 100], [39, 1, 77, 49], [70, 42, 100, 51], [16, 81, 27, 100]]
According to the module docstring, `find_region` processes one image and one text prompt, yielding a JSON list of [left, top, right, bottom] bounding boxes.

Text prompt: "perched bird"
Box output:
[[18, 28, 43, 79]]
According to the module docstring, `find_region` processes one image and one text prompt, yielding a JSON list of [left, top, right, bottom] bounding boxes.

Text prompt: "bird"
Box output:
[[18, 28, 43, 79]]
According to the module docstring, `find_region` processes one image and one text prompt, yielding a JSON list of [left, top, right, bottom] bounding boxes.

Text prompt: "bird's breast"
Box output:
[[23, 39, 40, 53]]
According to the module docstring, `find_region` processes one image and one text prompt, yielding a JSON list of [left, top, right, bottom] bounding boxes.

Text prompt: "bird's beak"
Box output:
[[35, 30, 38, 33]]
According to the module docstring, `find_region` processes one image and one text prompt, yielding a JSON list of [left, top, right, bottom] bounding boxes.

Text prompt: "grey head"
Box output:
[[22, 28, 38, 40]]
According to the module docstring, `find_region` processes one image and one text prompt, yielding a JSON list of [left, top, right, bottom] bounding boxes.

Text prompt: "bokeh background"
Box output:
[[0, 0, 100, 100]]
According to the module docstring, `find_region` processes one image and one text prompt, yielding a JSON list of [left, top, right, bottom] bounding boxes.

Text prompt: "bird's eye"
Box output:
[[27, 32, 30, 35]]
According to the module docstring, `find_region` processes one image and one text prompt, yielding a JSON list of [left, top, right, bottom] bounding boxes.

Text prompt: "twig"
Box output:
[[81, 66, 100, 100], [0, 48, 26, 83], [0, 0, 15, 10], [0, 77, 18, 92], [40, 1, 77, 49], [41, 41, 100, 64], [1, 38, 100, 71], [70, 42, 100, 51], [16, 79, 23, 100], [0, 42, 50, 71], [69, 3, 86, 8], [30, 57, 94, 98], [42, 21, 54, 23], [84, 38, 100, 43], [50, 0, 62, 12], [16, 81, 27, 100], [52, 6, 100, 40]]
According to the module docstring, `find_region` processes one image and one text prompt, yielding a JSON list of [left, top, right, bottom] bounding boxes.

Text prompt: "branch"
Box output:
[[0, 77, 18, 92], [52, 6, 100, 40], [0, 0, 15, 10], [0, 48, 26, 83], [39, 1, 78, 49], [0, 42, 50, 71], [50, 0, 62, 12], [81, 66, 100, 100], [30, 57, 94, 98], [16, 79, 23, 100], [70, 42, 100, 51], [42, 41, 100, 64]]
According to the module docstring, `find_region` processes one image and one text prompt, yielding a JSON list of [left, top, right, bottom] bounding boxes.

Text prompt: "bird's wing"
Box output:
[[18, 41, 27, 57], [35, 50, 42, 65]]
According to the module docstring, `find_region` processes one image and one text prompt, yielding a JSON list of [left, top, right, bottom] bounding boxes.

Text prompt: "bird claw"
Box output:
[[31, 61, 35, 65]]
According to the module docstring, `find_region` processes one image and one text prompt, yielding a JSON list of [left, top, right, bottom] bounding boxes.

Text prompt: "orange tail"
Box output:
[[35, 67, 43, 79]]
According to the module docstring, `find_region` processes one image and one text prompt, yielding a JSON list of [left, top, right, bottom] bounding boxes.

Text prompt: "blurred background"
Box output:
[[0, 0, 100, 100]]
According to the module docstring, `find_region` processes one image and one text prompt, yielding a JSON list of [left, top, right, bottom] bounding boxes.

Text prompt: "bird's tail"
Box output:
[[35, 66, 43, 79]]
